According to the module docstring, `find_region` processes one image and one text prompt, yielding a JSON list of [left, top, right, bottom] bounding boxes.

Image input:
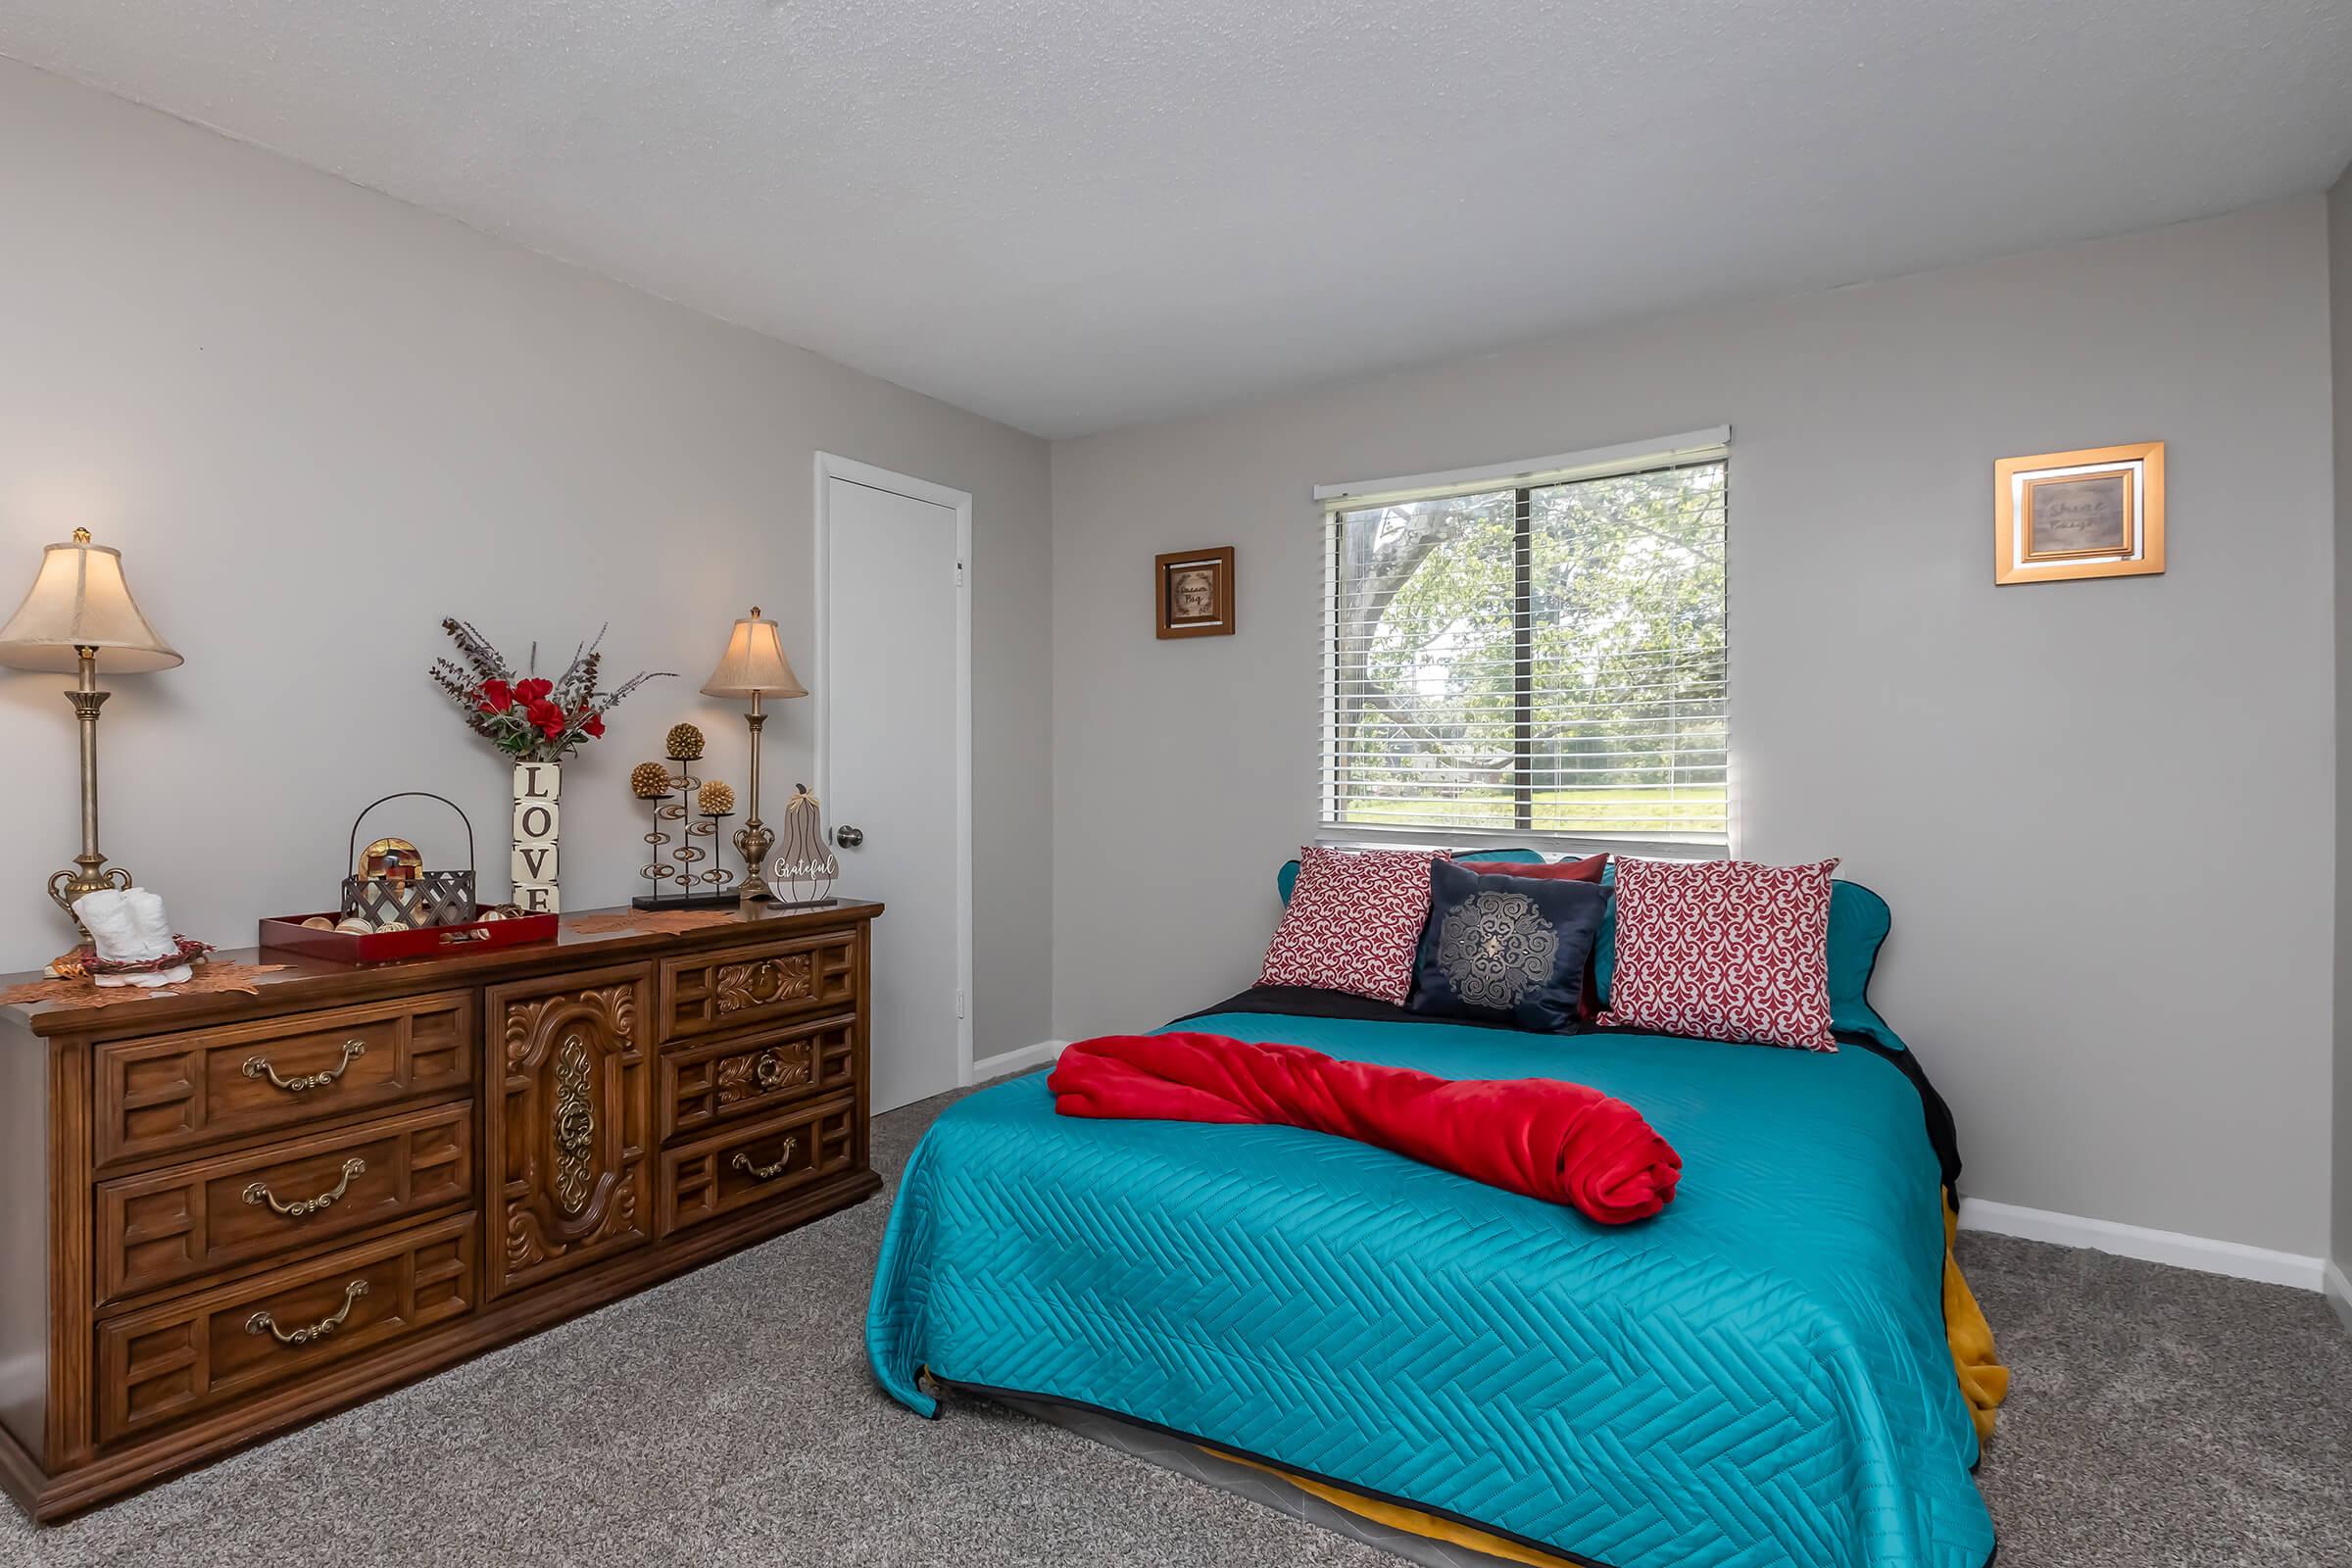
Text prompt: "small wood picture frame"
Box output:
[[1994, 441, 2165, 585], [1155, 546, 1236, 638]]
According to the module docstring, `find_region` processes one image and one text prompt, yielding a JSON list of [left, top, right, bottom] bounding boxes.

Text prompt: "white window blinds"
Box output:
[[1319, 431, 1730, 853]]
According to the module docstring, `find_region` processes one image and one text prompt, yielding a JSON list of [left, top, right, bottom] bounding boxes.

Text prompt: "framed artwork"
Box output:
[[1155, 546, 1236, 638], [1993, 441, 2164, 585]]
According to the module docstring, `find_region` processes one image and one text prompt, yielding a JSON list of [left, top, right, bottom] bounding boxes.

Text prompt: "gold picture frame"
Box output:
[[1155, 546, 1236, 638], [1994, 441, 2164, 585]]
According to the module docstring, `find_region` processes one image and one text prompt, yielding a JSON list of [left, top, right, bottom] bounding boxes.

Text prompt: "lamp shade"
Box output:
[[700, 607, 807, 699], [0, 531, 182, 674]]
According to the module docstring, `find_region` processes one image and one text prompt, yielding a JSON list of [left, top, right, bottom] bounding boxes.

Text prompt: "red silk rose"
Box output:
[[433, 618, 667, 768]]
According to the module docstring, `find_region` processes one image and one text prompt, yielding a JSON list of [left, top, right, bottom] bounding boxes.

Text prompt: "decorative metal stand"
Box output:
[[634, 788, 677, 903], [631, 764, 741, 910], [687, 807, 733, 898]]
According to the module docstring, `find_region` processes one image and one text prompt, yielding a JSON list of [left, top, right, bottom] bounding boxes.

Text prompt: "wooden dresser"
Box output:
[[0, 899, 882, 1521]]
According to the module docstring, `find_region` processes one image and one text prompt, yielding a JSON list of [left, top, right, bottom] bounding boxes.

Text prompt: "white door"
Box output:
[[817, 459, 970, 1114]]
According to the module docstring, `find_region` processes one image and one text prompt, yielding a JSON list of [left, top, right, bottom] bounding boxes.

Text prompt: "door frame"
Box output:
[[811, 452, 975, 1091]]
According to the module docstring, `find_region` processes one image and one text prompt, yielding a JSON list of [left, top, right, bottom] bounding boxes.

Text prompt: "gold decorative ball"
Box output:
[[664, 722, 706, 761], [630, 760, 672, 799], [698, 779, 736, 816]]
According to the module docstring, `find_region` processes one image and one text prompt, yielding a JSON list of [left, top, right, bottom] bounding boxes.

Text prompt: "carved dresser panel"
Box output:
[[484, 968, 652, 1298], [0, 899, 879, 1521]]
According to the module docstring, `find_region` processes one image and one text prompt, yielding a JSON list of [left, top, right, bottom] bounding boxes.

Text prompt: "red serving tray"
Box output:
[[258, 907, 560, 963]]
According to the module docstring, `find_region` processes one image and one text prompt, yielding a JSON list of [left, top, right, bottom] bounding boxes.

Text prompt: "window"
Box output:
[[1319, 433, 1729, 852]]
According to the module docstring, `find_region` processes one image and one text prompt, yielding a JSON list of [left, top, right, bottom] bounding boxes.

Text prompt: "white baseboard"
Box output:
[[970, 1039, 1068, 1083], [2326, 1259, 2352, 1333], [1957, 1198, 2326, 1292]]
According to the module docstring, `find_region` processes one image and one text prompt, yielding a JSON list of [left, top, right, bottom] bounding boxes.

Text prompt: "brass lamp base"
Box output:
[[730, 820, 775, 903], [50, 859, 133, 940], [727, 701, 776, 903], [50, 652, 130, 942]]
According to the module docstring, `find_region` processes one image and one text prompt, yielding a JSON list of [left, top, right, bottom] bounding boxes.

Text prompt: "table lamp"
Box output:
[[0, 529, 182, 932], [700, 606, 807, 902]]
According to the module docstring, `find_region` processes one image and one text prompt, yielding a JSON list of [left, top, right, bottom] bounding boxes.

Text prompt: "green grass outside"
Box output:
[[1338, 784, 1727, 833]]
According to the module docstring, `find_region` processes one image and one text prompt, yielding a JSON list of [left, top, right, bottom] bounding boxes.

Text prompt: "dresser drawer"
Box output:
[[96, 1214, 476, 1445], [656, 1096, 857, 1240], [95, 1102, 474, 1305], [657, 931, 858, 1042], [96, 992, 474, 1168], [659, 1011, 857, 1143]]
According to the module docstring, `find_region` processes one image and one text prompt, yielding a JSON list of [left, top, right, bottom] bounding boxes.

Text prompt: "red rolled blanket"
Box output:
[[1048, 1032, 1681, 1224]]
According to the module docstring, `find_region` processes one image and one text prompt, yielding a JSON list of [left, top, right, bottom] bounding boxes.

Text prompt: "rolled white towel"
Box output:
[[73, 890, 144, 960], [121, 888, 191, 985], [72, 888, 193, 986], [125, 888, 176, 958], [99, 967, 189, 988], [96, 965, 189, 987]]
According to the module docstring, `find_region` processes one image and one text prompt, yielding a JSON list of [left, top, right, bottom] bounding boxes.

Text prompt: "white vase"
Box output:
[[512, 760, 562, 914]]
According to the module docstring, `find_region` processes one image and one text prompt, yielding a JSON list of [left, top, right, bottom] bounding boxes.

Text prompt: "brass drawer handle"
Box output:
[[244, 1157, 367, 1218], [730, 1138, 798, 1181], [754, 1051, 785, 1090], [243, 1038, 366, 1093], [246, 1279, 368, 1347]]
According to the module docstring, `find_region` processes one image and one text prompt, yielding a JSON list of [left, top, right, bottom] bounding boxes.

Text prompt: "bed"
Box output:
[[867, 974, 1995, 1567]]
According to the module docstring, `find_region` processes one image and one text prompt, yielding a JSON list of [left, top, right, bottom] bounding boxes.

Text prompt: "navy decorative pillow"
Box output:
[[1411, 859, 1612, 1033]]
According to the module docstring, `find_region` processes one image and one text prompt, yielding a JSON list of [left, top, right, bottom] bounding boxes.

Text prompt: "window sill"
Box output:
[[1313, 822, 1730, 861]]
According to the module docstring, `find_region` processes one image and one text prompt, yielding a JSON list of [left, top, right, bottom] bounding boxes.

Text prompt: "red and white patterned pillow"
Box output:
[[1258, 846, 1446, 1004], [1596, 857, 1840, 1051]]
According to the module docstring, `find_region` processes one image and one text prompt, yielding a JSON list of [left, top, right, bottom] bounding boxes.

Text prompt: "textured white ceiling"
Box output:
[[5, 2, 2350, 437]]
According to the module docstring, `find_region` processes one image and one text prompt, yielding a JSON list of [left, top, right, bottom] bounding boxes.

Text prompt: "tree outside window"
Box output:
[[1325, 461, 1726, 846]]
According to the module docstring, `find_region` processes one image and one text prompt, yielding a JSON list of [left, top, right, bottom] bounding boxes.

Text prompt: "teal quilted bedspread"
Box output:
[[866, 1010, 1993, 1568]]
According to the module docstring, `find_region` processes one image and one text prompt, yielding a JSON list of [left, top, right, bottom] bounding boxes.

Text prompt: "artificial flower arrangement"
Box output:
[[429, 618, 670, 761]]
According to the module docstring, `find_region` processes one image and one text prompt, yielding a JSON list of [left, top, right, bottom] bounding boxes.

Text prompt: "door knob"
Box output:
[[834, 825, 864, 849]]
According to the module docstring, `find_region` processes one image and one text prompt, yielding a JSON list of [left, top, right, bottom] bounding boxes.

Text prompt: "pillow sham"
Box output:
[[1276, 847, 1540, 906], [1259, 845, 1447, 1004], [1465, 852, 1610, 1017], [1595, 857, 1840, 1051], [1411, 859, 1610, 1032], [1825, 880, 1891, 1027], [1593, 871, 1892, 1030], [1460, 851, 1608, 883]]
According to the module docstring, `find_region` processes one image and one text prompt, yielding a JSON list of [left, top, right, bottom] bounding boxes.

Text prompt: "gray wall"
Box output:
[[8, 50, 2341, 1261], [1053, 199, 2338, 1257], [2332, 166, 2352, 1290], [0, 59, 1054, 1064]]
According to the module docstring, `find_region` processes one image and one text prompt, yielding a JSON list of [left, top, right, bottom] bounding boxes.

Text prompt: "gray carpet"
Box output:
[[3, 1077, 2347, 1567]]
